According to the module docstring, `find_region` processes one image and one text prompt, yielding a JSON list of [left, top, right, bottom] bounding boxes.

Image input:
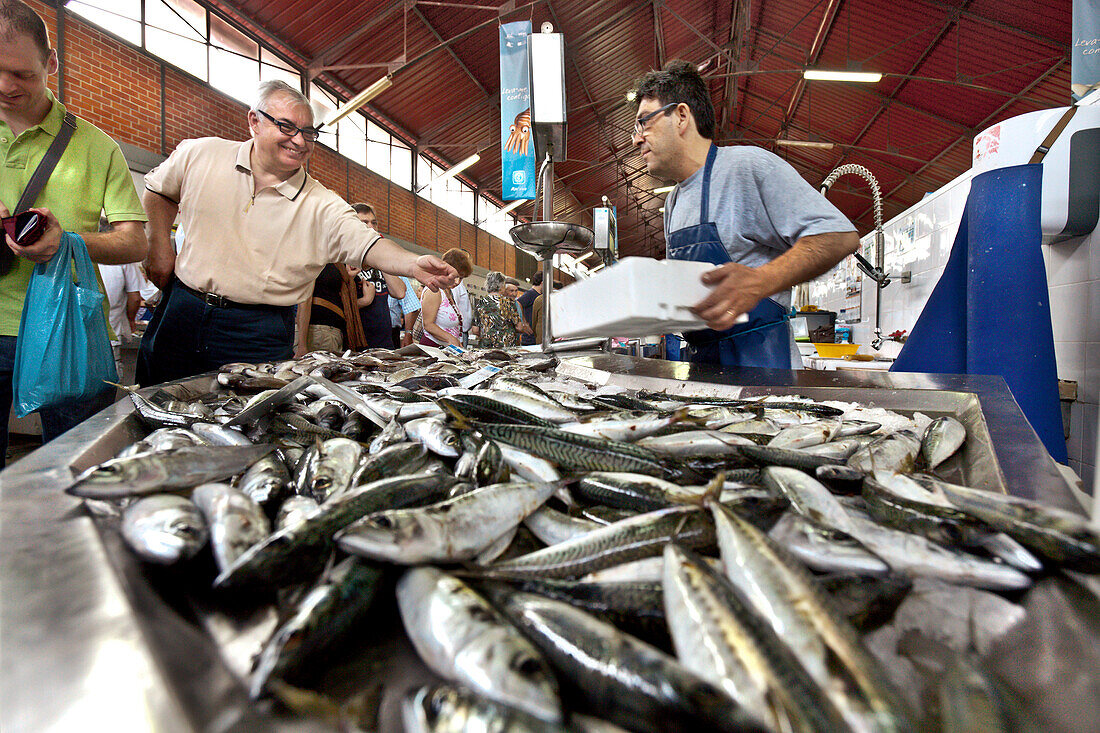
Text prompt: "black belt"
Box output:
[[176, 279, 289, 312]]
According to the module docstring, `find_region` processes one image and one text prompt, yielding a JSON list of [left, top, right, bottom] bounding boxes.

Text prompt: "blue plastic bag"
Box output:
[[13, 232, 117, 417]]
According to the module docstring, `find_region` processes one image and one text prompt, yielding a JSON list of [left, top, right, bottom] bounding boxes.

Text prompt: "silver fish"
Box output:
[[404, 417, 460, 457], [559, 408, 690, 443], [190, 422, 253, 446], [309, 437, 363, 503], [768, 511, 891, 576], [402, 685, 570, 733], [238, 452, 291, 508], [191, 483, 270, 574], [337, 480, 558, 564], [68, 444, 275, 499], [275, 495, 321, 531], [497, 591, 765, 733], [768, 420, 841, 449], [524, 505, 601, 546], [369, 417, 407, 454], [487, 389, 579, 423], [921, 416, 967, 469], [120, 494, 208, 564], [636, 430, 753, 457], [398, 568, 562, 721]]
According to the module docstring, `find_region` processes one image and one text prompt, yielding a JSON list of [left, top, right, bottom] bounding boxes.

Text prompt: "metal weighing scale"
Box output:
[[508, 23, 597, 352]]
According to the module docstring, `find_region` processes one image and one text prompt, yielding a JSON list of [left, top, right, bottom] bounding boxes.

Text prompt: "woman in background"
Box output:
[[473, 271, 530, 348], [419, 248, 473, 348]]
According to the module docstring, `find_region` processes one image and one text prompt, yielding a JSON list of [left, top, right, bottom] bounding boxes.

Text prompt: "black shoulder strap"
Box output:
[[15, 112, 77, 214]]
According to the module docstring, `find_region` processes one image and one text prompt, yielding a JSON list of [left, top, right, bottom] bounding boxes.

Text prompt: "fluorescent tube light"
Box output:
[[803, 69, 882, 83], [498, 199, 527, 215], [652, 185, 675, 194], [417, 153, 481, 192], [323, 75, 393, 127], [776, 139, 836, 150]]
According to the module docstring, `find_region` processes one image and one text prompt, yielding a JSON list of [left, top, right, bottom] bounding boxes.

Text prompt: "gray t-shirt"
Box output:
[[663, 145, 855, 310]]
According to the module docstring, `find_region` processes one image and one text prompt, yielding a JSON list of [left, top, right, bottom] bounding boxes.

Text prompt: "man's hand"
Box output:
[[412, 255, 458, 292], [3, 206, 62, 264], [692, 262, 771, 331], [145, 247, 176, 290]]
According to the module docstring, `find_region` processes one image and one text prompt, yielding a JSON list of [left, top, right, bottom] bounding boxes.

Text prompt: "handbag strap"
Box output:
[[16, 112, 77, 214]]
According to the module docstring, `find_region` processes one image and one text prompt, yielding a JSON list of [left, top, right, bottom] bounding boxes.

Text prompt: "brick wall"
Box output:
[[30, 1, 517, 276]]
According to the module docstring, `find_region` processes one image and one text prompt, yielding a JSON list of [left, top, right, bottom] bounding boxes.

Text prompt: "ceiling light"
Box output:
[[323, 75, 393, 127], [498, 199, 527, 215], [652, 185, 675, 194], [803, 69, 882, 83], [417, 153, 481, 192], [658, 206, 665, 213], [776, 139, 836, 150]]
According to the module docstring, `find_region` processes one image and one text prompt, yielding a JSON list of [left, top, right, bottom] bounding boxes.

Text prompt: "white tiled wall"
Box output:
[[807, 171, 1099, 494]]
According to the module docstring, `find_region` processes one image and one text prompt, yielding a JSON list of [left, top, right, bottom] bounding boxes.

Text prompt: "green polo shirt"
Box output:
[[0, 90, 147, 336]]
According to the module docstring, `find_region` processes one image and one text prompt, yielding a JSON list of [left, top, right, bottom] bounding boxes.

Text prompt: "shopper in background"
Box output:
[[0, 0, 148, 465], [139, 81, 455, 384], [516, 270, 543, 346], [473, 271, 530, 348], [346, 203, 407, 349], [295, 263, 365, 355], [630, 60, 858, 368], [388, 275, 420, 347], [419, 249, 472, 348], [451, 273, 474, 346], [529, 280, 560, 345]]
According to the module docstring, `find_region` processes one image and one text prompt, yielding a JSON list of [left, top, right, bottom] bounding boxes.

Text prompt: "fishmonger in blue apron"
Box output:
[[666, 145, 798, 369]]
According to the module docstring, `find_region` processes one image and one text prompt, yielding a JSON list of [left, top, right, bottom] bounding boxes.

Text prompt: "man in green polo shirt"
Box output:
[[0, 0, 147, 466]]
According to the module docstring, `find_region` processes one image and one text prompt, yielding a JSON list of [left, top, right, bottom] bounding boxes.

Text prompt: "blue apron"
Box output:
[[666, 144, 795, 369]]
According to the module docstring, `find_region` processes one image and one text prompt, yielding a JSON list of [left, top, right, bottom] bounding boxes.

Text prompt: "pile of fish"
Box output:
[[64, 346, 1100, 732]]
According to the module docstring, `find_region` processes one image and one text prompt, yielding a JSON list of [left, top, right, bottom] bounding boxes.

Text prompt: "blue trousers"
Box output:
[[0, 335, 116, 469], [136, 279, 295, 387]]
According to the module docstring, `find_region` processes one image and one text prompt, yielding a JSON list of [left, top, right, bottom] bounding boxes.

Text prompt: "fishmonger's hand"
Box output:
[[1, 205, 62, 264], [692, 261, 769, 331]]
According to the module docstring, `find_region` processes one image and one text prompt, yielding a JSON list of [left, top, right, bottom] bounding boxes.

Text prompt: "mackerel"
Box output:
[[498, 591, 766, 733], [68, 444, 276, 499], [191, 483, 270, 574], [337, 480, 558, 564], [489, 506, 715, 579], [250, 558, 384, 698], [711, 502, 915, 732], [398, 568, 562, 721], [664, 544, 851, 733]]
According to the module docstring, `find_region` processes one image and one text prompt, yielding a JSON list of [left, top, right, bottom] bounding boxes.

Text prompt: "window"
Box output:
[[67, 0, 141, 45], [208, 15, 258, 106], [309, 83, 339, 149], [337, 110, 367, 167], [260, 48, 300, 89], [390, 136, 412, 190], [145, 0, 207, 81]]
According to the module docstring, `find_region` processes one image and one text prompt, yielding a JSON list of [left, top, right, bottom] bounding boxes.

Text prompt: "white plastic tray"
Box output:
[[550, 257, 746, 339]]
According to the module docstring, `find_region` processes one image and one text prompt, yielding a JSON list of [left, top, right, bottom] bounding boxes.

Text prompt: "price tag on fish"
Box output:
[[458, 365, 502, 389]]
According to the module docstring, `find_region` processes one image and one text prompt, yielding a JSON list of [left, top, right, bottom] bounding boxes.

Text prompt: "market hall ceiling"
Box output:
[[203, 0, 1071, 258]]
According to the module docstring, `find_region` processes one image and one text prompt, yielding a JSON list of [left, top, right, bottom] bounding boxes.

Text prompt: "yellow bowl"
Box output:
[[813, 343, 860, 358]]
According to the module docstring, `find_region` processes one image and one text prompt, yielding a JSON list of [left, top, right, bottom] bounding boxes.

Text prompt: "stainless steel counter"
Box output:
[[0, 357, 1077, 731]]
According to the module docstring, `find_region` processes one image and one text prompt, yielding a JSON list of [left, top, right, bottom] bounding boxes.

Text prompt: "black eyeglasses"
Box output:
[[633, 102, 679, 137], [255, 108, 321, 142]]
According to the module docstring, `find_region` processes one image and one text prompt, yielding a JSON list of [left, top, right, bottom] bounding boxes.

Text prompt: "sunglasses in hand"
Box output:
[[1, 211, 47, 246]]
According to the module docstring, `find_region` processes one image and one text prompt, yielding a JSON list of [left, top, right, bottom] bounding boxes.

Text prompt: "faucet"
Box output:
[[871, 329, 907, 351], [820, 164, 892, 350]]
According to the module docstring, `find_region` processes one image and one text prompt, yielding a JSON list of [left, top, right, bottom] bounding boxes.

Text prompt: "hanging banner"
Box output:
[[500, 21, 536, 200], [1072, 0, 1100, 100]]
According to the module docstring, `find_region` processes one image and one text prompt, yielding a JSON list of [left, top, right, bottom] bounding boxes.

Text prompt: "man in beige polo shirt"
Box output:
[[138, 80, 456, 384]]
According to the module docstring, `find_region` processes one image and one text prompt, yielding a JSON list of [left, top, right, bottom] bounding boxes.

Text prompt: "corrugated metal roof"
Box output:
[[207, 0, 1071, 256]]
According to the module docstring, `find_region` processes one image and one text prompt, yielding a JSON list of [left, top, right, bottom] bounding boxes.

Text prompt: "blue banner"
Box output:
[[1073, 0, 1100, 100], [500, 21, 536, 199]]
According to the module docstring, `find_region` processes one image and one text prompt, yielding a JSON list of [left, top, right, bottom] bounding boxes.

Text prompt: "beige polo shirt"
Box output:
[[144, 137, 380, 305]]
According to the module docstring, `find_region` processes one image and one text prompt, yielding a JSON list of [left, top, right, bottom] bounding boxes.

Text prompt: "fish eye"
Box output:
[[372, 515, 393, 529], [95, 464, 123, 476], [513, 655, 544, 676]]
